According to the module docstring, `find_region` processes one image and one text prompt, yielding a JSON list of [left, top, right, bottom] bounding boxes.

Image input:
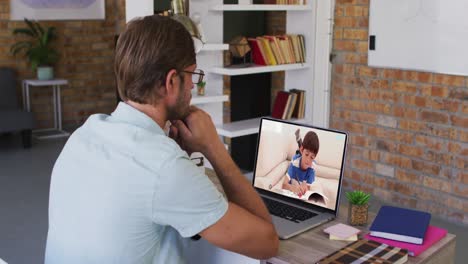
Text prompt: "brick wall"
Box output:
[[331, 0, 467, 225], [0, 0, 126, 130]]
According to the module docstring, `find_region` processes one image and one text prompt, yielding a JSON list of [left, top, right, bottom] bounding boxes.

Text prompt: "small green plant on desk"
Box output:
[[346, 190, 371, 226]]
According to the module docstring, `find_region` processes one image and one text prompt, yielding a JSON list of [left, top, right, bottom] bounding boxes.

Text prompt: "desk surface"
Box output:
[[205, 169, 456, 264]]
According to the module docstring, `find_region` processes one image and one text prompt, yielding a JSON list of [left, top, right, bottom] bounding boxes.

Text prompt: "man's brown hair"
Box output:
[[114, 15, 196, 104], [302, 131, 319, 155]]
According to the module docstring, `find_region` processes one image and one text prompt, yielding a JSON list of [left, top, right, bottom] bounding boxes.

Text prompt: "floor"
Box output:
[[0, 134, 466, 264]]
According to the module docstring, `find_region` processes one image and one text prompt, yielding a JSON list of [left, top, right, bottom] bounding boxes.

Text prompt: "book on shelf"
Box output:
[[365, 225, 448, 257], [369, 206, 431, 245], [271, 91, 290, 119], [271, 89, 305, 120], [248, 34, 305, 66], [247, 38, 267, 65], [317, 239, 408, 264]]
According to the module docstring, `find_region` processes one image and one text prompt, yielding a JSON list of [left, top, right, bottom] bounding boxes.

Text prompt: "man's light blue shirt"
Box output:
[[45, 102, 228, 264]]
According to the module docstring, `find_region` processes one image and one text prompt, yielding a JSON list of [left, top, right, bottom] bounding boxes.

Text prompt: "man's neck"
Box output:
[[126, 100, 167, 129]]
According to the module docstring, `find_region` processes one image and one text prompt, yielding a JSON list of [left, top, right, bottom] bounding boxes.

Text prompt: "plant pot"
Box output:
[[348, 203, 368, 226], [37, 66, 54, 80], [197, 85, 205, 96]]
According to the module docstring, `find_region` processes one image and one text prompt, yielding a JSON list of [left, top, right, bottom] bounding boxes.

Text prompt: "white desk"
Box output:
[[22, 79, 70, 139]]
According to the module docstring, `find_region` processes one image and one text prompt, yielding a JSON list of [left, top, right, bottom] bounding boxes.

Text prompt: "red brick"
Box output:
[[393, 106, 417, 119], [453, 184, 468, 197], [423, 176, 450, 192], [343, 29, 368, 40], [376, 140, 396, 152], [335, 5, 345, 16], [433, 74, 465, 87], [334, 28, 343, 39], [398, 145, 424, 158], [420, 85, 449, 97], [427, 98, 460, 113], [335, 40, 358, 51], [396, 169, 422, 184], [369, 80, 390, 90], [334, 64, 355, 75], [335, 17, 368, 28], [344, 122, 366, 133], [412, 160, 441, 176], [387, 181, 412, 196], [357, 66, 379, 77], [352, 159, 374, 170], [450, 115, 468, 128], [449, 88, 468, 101], [403, 96, 427, 107], [420, 111, 449, 124], [344, 6, 369, 17], [382, 69, 403, 79]]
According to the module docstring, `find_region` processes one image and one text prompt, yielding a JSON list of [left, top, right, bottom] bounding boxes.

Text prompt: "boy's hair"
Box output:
[[114, 15, 196, 104], [302, 131, 319, 155]]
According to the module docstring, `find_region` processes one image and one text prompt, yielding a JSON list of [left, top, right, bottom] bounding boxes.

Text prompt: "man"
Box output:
[[45, 15, 278, 263]]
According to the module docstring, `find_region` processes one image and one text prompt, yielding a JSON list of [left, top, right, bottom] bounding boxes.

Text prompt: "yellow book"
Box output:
[[330, 234, 358, 241], [258, 37, 277, 65]]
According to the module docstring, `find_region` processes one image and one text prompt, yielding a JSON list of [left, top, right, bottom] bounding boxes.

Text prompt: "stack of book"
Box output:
[[248, 34, 305, 66], [365, 206, 448, 257], [271, 89, 305, 120], [323, 223, 360, 241]]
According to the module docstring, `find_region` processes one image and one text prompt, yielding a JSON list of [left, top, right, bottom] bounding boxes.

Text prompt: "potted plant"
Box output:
[[10, 18, 59, 80], [346, 190, 371, 226], [197, 80, 206, 96]]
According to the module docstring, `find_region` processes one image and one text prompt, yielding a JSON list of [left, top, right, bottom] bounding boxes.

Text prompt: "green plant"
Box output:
[[197, 80, 206, 87], [346, 190, 370, 205], [10, 18, 59, 70]]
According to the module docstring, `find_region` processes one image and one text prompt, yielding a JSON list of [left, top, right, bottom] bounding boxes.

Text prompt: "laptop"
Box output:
[[252, 117, 348, 239]]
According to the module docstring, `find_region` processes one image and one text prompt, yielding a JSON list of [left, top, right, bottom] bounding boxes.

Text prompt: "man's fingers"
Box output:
[[169, 124, 178, 139], [172, 120, 192, 138]]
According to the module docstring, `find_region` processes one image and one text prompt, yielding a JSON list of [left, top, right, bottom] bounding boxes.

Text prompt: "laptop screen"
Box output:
[[252, 118, 348, 213]]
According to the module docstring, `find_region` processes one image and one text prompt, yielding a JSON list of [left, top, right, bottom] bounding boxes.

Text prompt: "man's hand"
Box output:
[[169, 106, 221, 156]]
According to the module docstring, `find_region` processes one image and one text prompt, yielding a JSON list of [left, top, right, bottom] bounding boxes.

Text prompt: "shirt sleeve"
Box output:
[[306, 168, 315, 184], [152, 153, 228, 238]]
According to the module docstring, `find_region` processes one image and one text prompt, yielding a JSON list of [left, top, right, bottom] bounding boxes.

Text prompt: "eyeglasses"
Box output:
[[182, 69, 205, 85]]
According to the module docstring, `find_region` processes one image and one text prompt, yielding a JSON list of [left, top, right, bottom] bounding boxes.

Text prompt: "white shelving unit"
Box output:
[[208, 1, 334, 139], [216, 117, 307, 138], [208, 63, 310, 76], [200, 43, 229, 51], [211, 4, 312, 11], [191, 91, 228, 105]]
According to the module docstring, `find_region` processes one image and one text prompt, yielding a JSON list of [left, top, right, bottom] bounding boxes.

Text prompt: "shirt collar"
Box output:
[[111, 102, 165, 135]]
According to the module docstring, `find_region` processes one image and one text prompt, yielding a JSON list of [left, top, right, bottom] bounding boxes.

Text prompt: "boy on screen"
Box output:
[[282, 130, 320, 196]]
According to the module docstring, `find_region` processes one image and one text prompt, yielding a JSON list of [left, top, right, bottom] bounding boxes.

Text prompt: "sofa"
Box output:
[[254, 127, 344, 209]]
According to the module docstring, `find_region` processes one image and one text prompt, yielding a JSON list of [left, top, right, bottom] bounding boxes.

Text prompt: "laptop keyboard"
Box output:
[[263, 197, 317, 223]]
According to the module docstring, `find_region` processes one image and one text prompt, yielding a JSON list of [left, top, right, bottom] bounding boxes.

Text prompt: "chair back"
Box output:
[[0, 68, 18, 109]]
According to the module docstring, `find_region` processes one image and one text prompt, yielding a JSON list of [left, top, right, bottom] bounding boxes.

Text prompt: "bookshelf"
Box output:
[[208, 63, 310, 76], [206, 0, 334, 139], [211, 4, 312, 11]]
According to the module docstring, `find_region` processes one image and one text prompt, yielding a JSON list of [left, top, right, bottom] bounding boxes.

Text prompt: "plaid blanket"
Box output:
[[317, 239, 408, 264]]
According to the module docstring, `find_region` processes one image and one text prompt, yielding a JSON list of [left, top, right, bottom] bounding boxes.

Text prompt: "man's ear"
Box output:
[[164, 69, 179, 95], [299, 146, 304, 154]]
